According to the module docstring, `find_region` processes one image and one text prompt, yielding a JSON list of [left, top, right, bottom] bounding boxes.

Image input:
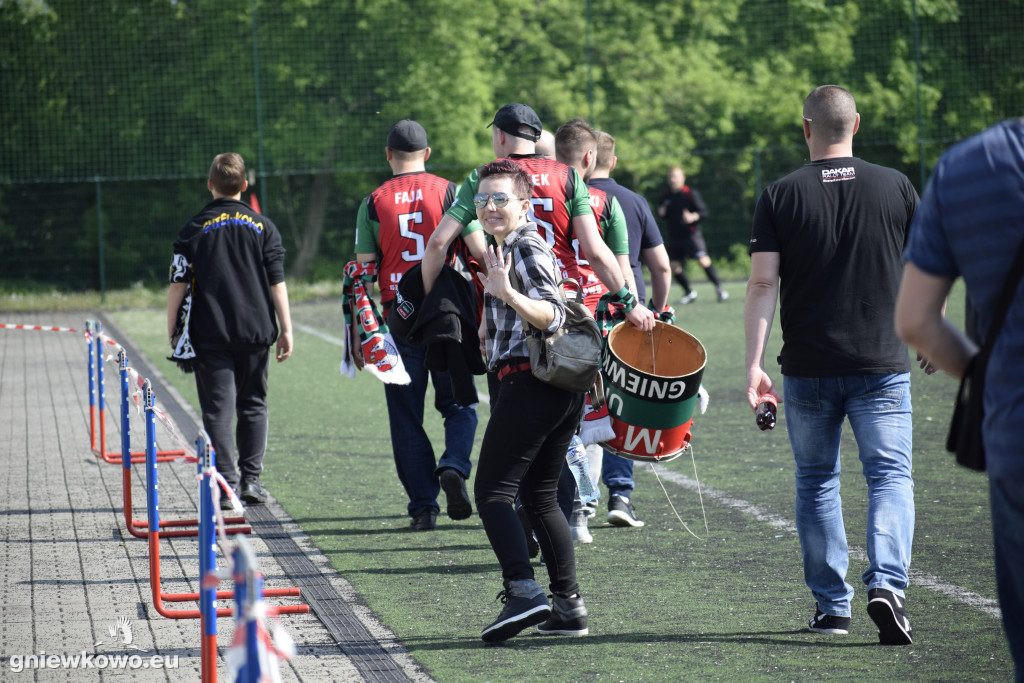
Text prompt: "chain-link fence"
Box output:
[[2, 0, 1021, 293]]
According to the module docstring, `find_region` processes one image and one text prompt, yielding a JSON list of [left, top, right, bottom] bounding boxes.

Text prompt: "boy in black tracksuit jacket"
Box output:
[[166, 152, 292, 509]]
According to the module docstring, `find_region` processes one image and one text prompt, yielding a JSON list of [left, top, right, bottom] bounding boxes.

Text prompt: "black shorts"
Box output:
[[667, 231, 708, 260]]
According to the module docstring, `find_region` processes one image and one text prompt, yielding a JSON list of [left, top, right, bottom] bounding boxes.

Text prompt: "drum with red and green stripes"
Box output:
[[600, 321, 706, 462]]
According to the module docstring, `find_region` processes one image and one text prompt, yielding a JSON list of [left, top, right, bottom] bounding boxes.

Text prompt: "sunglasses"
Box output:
[[472, 192, 521, 209]]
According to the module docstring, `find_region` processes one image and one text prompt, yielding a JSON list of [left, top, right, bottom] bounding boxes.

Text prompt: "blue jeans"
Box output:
[[990, 475, 1024, 680], [783, 373, 914, 617], [384, 336, 478, 518], [602, 450, 634, 498]]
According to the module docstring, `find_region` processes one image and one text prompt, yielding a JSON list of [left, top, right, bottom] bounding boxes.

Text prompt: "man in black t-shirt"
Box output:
[[744, 85, 919, 646]]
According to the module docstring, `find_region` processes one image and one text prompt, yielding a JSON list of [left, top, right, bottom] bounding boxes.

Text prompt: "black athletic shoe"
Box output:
[[808, 604, 851, 634], [240, 477, 267, 505], [409, 509, 437, 531], [481, 590, 550, 643], [537, 594, 589, 636], [220, 490, 240, 512], [867, 588, 913, 645], [607, 495, 645, 527], [439, 469, 472, 521]]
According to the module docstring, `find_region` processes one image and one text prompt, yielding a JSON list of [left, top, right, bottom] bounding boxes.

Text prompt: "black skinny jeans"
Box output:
[[474, 369, 584, 598]]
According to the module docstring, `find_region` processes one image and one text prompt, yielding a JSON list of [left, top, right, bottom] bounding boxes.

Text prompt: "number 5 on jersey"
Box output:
[[398, 211, 425, 262]]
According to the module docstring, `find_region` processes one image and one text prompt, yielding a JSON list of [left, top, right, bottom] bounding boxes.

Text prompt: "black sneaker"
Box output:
[[409, 509, 437, 531], [220, 490, 240, 512], [481, 590, 550, 643], [867, 588, 913, 645], [808, 604, 851, 634], [607, 495, 645, 527], [439, 469, 473, 521], [537, 594, 588, 636], [240, 477, 268, 505]]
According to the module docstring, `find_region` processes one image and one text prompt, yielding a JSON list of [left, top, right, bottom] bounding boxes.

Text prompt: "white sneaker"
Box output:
[[571, 523, 593, 544], [679, 291, 698, 304], [716, 288, 729, 302], [569, 508, 593, 544]]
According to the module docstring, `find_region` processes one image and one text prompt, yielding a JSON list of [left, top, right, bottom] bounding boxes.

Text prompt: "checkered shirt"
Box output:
[[484, 222, 565, 371]]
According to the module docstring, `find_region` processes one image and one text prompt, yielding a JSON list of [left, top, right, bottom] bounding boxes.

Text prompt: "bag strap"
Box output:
[[504, 238, 568, 337], [977, 235, 1024, 363], [504, 242, 531, 335]]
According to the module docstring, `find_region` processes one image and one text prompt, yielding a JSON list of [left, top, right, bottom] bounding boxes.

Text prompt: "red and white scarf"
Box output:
[[340, 260, 410, 385]]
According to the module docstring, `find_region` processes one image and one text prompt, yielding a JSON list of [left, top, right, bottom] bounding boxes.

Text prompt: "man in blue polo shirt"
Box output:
[[895, 117, 1024, 679], [587, 130, 672, 528]]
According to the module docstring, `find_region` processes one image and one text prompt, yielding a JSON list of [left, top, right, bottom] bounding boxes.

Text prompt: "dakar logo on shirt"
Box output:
[[821, 167, 856, 183]]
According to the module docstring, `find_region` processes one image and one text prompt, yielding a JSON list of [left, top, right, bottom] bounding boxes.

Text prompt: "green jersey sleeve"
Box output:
[[353, 197, 380, 255], [446, 168, 482, 228], [604, 195, 630, 255], [567, 167, 594, 218]]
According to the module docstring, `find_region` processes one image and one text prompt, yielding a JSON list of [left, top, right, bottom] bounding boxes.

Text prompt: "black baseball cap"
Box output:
[[487, 103, 543, 142], [386, 119, 428, 152]]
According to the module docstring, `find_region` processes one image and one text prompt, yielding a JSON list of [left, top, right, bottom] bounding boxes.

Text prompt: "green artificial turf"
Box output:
[[109, 278, 1013, 681]]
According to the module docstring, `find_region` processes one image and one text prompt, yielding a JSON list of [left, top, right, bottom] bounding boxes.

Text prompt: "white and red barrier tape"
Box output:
[[97, 331, 122, 349], [97, 331, 197, 463], [2, 323, 79, 333]]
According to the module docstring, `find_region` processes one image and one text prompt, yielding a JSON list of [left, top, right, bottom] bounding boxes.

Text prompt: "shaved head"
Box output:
[[535, 130, 556, 159], [803, 85, 858, 145]]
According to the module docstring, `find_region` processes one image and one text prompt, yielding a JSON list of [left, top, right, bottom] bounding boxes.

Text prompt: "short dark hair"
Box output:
[[478, 158, 533, 200], [554, 118, 597, 168], [595, 130, 616, 171], [209, 153, 246, 196], [803, 85, 857, 144]]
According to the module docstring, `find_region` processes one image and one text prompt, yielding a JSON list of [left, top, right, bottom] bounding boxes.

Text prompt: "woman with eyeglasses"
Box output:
[[471, 158, 588, 643]]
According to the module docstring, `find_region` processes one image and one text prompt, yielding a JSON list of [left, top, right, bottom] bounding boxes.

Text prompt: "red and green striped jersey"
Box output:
[[354, 171, 457, 303], [447, 154, 593, 285], [577, 185, 629, 312]]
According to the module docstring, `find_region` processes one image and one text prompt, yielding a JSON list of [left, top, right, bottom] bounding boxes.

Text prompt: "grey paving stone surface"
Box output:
[[0, 313, 428, 682]]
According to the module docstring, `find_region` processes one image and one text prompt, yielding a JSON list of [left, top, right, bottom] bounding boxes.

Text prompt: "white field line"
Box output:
[[297, 320, 998, 618], [650, 464, 1002, 620], [294, 321, 345, 346], [295, 321, 490, 404]]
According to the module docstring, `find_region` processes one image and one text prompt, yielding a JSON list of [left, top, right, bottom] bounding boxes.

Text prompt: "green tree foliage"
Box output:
[[1, 0, 1021, 287]]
